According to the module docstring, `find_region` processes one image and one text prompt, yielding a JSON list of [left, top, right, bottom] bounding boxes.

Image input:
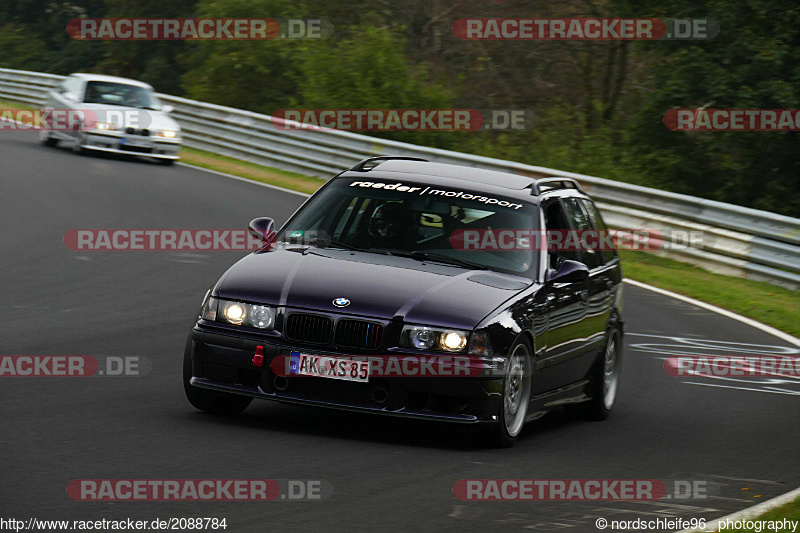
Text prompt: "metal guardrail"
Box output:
[[2, 67, 798, 289]]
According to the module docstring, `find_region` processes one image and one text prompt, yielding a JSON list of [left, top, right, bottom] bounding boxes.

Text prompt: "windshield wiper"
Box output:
[[390, 250, 489, 270], [317, 239, 362, 251], [295, 238, 391, 254]]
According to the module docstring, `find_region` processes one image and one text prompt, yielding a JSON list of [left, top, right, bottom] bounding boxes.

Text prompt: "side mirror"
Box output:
[[249, 217, 276, 243], [547, 259, 589, 284], [161, 104, 174, 113]]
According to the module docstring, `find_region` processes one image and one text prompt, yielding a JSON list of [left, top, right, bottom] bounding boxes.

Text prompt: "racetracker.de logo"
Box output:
[[67, 479, 332, 501], [449, 229, 710, 251], [0, 108, 160, 131], [272, 109, 536, 131], [64, 229, 275, 251], [453, 479, 710, 501], [0, 356, 150, 377], [453, 18, 718, 40], [66, 18, 332, 40], [1, 109, 95, 131], [665, 109, 800, 131], [665, 355, 800, 377]]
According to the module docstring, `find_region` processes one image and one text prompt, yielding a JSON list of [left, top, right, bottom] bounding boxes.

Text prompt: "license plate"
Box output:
[[289, 351, 369, 383], [120, 136, 149, 147]]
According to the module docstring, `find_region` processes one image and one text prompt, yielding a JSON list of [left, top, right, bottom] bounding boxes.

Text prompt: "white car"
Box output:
[[40, 73, 181, 165]]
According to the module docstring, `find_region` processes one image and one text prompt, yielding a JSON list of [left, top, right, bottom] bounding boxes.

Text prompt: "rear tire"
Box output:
[[485, 338, 533, 447], [183, 343, 252, 416], [157, 158, 176, 166], [573, 327, 621, 421]]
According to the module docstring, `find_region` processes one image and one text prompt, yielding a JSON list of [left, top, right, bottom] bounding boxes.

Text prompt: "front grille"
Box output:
[[285, 313, 333, 344], [119, 144, 153, 153], [335, 319, 383, 350], [124, 128, 150, 136]]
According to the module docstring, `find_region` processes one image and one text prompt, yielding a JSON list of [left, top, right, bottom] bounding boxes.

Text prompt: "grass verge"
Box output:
[[619, 251, 799, 337], [180, 147, 324, 195], [0, 99, 33, 109], [715, 494, 800, 531]]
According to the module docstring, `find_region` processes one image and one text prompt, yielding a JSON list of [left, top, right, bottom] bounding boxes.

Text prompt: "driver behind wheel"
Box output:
[[364, 202, 414, 250]]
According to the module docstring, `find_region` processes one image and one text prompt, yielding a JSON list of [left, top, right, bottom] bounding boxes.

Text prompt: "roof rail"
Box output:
[[531, 177, 584, 195], [349, 156, 428, 172]]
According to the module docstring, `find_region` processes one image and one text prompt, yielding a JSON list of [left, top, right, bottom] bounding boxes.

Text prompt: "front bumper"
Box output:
[[187, 326, 505, 424], [82, 131, 181, 159]]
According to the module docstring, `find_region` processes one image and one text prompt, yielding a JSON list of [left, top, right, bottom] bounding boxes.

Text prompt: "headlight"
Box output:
[[401, 325, 470, 353], [94, 122, 121, 131], [200, 295, 275, 330], [249, 305, 274, 328], [222, 301, 247, 325], [156, 129, 178, 138], [439, 331, 468, 352], [401, 326, 493, 355], [404, 326, 436, 350]]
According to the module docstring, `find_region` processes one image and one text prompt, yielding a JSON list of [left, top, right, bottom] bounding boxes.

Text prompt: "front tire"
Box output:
[[72, 132, 88, 155], [157, 158, 176, 166], [39, 130, 58, 147], [486, 338, 533, 447], [183, 343, 252, 416]]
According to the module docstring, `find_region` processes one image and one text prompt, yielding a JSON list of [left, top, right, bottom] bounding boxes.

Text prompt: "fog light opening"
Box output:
[[371, 386, 389, 405], [273, 375, 288, 391]]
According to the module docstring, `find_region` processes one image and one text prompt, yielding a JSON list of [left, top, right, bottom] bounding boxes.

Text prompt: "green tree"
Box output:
[[629, 0, 800, 216], [0, 25, 49, 70], [0, 1, 105, 73], [97, 0, 199, 94], [181, 0, 306, 112], [293, 23, 455, 146]]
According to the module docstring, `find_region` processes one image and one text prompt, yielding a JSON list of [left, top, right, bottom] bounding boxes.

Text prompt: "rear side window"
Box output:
[[581, 199, 617, 264], [562, 198, 601, 269]]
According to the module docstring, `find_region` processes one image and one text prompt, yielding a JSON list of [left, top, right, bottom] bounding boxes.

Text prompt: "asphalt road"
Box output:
[[1, 129, 798, 532]]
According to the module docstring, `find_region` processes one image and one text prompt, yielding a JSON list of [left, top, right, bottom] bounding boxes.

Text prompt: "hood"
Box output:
[[77, 104, 179, 131], [215, 247, 533, 330]]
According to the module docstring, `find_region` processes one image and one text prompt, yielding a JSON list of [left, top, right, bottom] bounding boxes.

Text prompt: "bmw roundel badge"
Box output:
[[333, 297, 351, 307]]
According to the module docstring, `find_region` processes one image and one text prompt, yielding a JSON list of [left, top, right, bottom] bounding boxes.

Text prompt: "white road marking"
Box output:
[[684, 381, 800, 396], [624, 279, 800, 347]]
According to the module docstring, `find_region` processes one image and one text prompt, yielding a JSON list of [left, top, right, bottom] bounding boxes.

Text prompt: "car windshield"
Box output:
[[82, 81, 160, 109], [279, 177, 539, 275]]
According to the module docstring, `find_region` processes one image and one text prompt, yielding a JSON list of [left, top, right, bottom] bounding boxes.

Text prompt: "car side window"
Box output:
[[562, 198, 601, 269], [543, 199, 579, 269], [581, 199, 617, 264]]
